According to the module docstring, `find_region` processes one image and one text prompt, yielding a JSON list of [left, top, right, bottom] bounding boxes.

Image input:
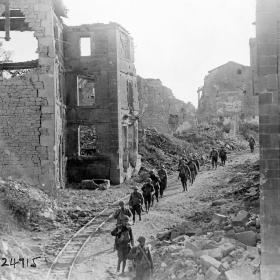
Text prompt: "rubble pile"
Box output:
[[0, 179, 56, 230], [175, 124, 248, 155], [152, 231, 260, 280], [139, 126, 248, 175], [150, 159, 260, 280], [139, 128, 189, 172]]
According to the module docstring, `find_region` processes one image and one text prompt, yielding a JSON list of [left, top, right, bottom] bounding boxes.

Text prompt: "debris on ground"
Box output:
[[138, 126, 248, 179], [151, 159, 260, 280], [0, 179, 56, 231]]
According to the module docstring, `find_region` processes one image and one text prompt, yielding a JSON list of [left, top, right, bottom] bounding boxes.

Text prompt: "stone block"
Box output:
[[205, 267, 221, 280], [184, 241, 199, 252], [219, 242, 236, 256], [213, 213, 228, 223], [235, 231, 257, 247], [225, 266, 259, 280], [200, 248, 223, 260], [200, 255, 222, 270], [231, 210, 249, 226]]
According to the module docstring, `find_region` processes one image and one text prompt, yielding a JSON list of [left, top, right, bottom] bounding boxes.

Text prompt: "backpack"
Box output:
[[117, 229, 130, 244], [130, 192, 141, 206]]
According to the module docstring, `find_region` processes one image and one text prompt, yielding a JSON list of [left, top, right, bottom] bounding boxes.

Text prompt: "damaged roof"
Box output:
[[53, 0, 67, 18]]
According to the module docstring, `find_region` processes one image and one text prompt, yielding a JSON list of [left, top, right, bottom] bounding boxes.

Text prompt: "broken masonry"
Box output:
[[0, 0, 141, 191]]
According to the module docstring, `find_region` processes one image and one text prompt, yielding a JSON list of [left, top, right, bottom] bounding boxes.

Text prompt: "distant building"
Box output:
[[197, 61, 259, 131]]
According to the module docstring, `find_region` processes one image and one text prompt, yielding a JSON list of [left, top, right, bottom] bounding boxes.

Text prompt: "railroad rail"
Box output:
[[45, 195, 130, 280]]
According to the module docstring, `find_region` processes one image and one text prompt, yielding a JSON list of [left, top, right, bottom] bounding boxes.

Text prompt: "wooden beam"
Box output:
[[0, 18, 30, 31], [5, 0, 10, 41], [0, 59, 39, 70], [2, 9, 25, 17]]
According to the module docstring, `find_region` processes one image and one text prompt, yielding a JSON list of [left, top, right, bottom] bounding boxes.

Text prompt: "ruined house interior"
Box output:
[[0, 0, 141, 191]]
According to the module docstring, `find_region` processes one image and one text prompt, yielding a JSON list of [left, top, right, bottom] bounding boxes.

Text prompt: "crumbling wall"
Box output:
[[137, 77, 195, 134], [197, 62, 259, 126], [255, 0, 280, 279], [64, 23, 139, 184], [0, 74, 46, 183], [0, 0, 66, 191]]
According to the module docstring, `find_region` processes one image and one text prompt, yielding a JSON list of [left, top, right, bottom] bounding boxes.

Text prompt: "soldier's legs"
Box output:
[[135, 204, 142, 221], [131, 206, 136, 223]]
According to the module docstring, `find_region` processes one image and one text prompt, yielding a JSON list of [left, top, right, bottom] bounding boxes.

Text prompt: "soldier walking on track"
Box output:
[[210, 147, 218, 169], [149, 170, 160, 205], [129, 187, 144, 224], [111, 216, 134, 274], [248, 136, 256, 153], [219, 146, 227, 166], [141, 179, 154, 213], [113, 201, 132, 225], [128, 236, 153, 280], [178, 163, 191, 192], [158, 165, 168, 198], [187, 160, 198, 184]]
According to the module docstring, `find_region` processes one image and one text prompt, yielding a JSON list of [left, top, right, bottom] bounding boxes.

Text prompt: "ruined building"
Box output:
[[197, 61, 259, 131], [137, 77, 196, 134], [253, 0, 280, 279], [0, 0, 140, 190]]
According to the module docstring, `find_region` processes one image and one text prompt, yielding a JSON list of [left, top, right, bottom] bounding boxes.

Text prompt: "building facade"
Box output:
[[0, 0, 140, 191], [254, 0, 280, 279], [197, 61, 259, 131]]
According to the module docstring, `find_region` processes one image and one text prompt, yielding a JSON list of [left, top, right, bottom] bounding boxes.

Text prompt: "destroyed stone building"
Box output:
[[197, 61, 259, 132], [0, 0, 140, 190], [253, 0, 280, 279], [137, 77, 196, 134]]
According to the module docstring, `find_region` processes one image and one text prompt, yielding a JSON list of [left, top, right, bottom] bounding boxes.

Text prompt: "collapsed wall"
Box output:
[[197, 61, 259, 131], [0, 0, 66, 191], [137, 77, 196, 134]]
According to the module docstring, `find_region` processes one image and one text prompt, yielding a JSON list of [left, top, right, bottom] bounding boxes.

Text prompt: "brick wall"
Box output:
[[0, 0, 65, 192], [255, 0, 280, 279]]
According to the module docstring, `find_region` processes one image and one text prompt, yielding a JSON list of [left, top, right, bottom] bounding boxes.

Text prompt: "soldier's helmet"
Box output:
[[119, 201, 125, 206], [137, 236, 146, 243]]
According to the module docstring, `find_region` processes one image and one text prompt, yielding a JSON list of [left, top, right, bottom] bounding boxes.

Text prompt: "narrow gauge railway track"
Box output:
[[45, 195, 130, 280]]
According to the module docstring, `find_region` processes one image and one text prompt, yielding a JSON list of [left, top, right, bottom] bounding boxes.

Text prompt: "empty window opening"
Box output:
[[0, 9, 38, 64], [79, 125, 97, 156], [80, 37, 91, 56], [77, 76, 95, 106]]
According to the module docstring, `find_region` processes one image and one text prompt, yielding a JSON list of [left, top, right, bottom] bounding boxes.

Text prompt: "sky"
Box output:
[[0, 0, 256, 107]]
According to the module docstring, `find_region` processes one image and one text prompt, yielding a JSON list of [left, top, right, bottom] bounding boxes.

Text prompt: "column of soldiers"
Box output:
[[110, 138, 256, 278], [111, 165, 167, 279]]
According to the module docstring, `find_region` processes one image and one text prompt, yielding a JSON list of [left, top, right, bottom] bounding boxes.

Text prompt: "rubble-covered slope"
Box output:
[[139, 126, 248, 173]]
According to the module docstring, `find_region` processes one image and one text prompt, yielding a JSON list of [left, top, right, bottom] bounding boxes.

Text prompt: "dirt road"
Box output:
[[70, 151, 259, 280]]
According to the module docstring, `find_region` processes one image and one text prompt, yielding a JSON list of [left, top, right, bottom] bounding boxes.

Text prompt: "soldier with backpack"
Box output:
[[129, 187, 144, 224], [248, 136, 256, 153], [111, 215, 134, 274], [141, 179, 154, 213], [158, 165, 168, 198], [127, 236, 153, 280], [219, 146, 227, 166], [210, 147, 219, 169], [113, 201, 132, 225]]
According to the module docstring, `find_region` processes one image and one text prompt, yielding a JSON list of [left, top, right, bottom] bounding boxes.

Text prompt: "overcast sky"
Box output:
[[0, 0, 256, 107]]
